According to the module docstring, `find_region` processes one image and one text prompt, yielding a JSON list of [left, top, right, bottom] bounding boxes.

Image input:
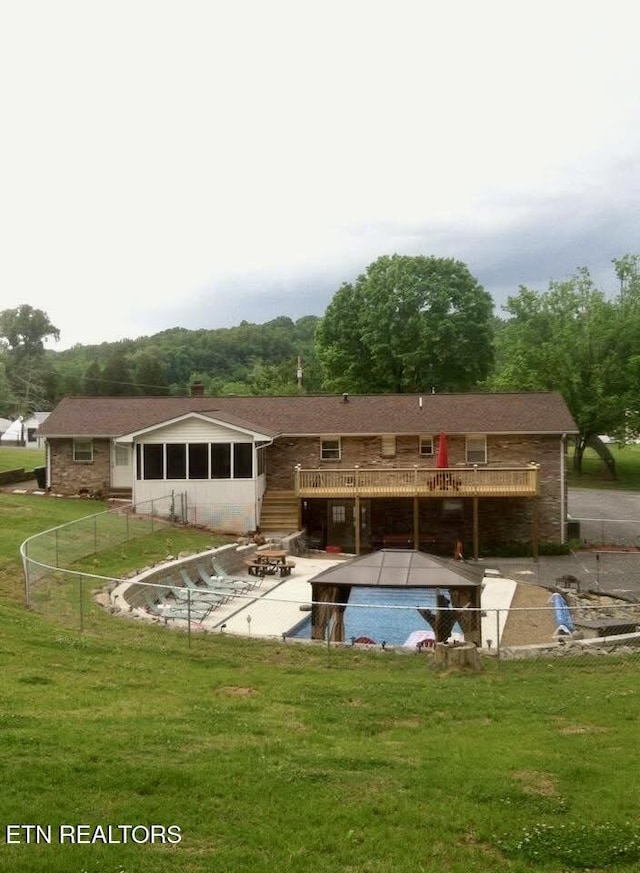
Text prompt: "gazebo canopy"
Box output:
[[310, 549, 483, 590]]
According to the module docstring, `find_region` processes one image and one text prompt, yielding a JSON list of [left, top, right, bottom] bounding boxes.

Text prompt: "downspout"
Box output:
[[560, 433, 566, 543]]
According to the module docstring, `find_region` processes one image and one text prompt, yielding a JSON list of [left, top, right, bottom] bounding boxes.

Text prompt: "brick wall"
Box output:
[[49, 438, 111, 495], [267, 434, 565, 544]]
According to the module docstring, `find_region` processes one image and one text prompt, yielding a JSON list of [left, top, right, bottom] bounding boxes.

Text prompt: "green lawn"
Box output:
[[568, 442, 640, 490], [0, 446, 45, 473], [2, 496, 640, 872]]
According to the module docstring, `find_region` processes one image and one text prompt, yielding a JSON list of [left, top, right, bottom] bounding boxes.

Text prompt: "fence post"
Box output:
[[495, 609, 501, 660], [187, 589, 192, 649], [94, 516, 98, 554], [79, 575, 84, 633], [23, 545, 31, 607]]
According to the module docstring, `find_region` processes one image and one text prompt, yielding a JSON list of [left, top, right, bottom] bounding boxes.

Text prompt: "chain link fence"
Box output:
[[21, 493, 183, 624], [18, 501, 640, 665]]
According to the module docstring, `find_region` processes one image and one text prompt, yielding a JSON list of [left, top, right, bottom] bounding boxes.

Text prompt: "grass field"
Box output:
[[568, 442, 640, 490], [0, 446, 45, 474], [2, 494, 640, 871]]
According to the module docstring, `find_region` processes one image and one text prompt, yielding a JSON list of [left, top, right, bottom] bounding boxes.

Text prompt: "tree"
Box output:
[[133, 349, 169, 395], [489, 267, 625, 472], [315, 255, 494, 393], [0, 305, 60, 412], [100, 351, 135, 396], [0, 305, 60, 358]]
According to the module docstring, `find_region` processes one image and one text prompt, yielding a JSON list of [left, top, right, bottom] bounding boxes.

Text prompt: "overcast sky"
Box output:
[[1, 0, 638, 350]]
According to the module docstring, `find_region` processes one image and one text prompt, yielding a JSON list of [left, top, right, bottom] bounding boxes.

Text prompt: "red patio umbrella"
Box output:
[[436, 432, 449, 468]]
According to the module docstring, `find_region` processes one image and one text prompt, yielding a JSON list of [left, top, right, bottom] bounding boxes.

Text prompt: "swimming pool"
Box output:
[[288, 586, 462, 647]]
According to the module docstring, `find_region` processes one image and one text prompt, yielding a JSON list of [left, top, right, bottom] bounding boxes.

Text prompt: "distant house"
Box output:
[[37, 390, 578, 557], [0, 417, 12, 438], [0, 412, 50, 448]]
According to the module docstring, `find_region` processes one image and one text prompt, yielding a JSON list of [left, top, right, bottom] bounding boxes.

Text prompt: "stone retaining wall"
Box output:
[[499, 631, 640, 660], [118, 542, 258, 610]]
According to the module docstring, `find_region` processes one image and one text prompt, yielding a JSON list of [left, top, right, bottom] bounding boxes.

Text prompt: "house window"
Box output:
[[134, 440, 255, 480], [143, 444, 164, 479], [332, 505, 346, 523], [381, 435, 396, 457], [419, 436, 434, 457], [321, 437, 341, 461], [166, 443, 186, 479], [466, 436, 487, 464], [27, 428, 37, 443], [73, 439, 93, 462], [188, 443, 208, 479], [211, 443, 231, 479], [233, 443, 253, 478], [115, 445, 130, 466]]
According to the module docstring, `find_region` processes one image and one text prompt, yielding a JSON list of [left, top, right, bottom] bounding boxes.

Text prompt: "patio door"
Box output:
[[327, 500, 355, 553]]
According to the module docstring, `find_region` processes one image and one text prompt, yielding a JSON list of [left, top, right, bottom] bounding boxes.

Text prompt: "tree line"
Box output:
[[1, 253, 639, 474]]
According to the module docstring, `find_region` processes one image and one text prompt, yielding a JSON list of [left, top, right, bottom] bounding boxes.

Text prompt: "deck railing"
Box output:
[[294, 465, 539, 498]]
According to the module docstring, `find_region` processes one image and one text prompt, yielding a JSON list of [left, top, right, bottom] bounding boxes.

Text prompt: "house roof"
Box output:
[[309, 549, 484, 589], [38, 392, 578, 439]]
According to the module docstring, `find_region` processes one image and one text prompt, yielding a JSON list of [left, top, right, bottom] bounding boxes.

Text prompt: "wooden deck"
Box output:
[[294, 465, 539, 499]]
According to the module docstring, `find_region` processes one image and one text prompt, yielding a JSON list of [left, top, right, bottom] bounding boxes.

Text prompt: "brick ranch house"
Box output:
[[37, 390, 578, 558]]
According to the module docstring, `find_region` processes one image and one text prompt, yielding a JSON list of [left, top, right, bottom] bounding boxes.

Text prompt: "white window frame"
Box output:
[[320, 437, 341, 461], [332, 505, 347, 523], [73, 438, 94, 463], [115, 444, 130, 466], [419, 435, 434, 457], [465, 435, 487, 464]]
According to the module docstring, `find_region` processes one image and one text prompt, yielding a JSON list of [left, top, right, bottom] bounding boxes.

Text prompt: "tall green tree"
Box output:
[[0, 305, 60, 358], [100, 351, 135, 396], [133, 349, 169, 395], [490, 266, 625, 471], [315, 255, 494, 393], [0, 305, 60, 412]]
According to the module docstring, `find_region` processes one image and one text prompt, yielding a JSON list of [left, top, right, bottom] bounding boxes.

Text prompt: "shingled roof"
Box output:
[[39, 392, 578, 439]]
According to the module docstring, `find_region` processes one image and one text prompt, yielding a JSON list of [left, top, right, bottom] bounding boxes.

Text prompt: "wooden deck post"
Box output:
[[472, 497, 479, 560], [354, 496, 361, 555], [531, 497, 539, 562], [413, 496, 419, 550]]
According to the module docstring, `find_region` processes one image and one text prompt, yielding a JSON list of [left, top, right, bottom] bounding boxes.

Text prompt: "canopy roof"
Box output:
[[310, 550, 483, 589]]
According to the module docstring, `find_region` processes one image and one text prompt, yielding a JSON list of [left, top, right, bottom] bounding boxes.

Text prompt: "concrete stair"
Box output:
[[259, 489, 300, 534], [107, 486, 133, 501]]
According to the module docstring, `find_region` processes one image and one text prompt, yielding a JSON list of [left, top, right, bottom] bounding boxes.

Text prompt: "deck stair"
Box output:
[[259, 490, 299, 534]]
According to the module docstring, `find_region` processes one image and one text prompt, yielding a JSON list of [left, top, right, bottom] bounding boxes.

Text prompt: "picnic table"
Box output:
[[246, 549, 295, 578]]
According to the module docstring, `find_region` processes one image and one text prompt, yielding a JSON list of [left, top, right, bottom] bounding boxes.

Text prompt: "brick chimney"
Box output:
[[190, 381, 205, 397]]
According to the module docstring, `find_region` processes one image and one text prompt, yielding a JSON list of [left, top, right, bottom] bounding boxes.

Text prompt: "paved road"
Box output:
[[488, 488, 640, 602], [569, 488, 640, 547]]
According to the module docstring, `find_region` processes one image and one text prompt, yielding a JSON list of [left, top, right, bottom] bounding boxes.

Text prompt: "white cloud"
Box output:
[[1, 0, 639, 348]]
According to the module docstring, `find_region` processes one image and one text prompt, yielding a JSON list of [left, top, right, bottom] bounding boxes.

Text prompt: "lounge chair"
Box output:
[[199, 563, 252, 593], [170, 584, 225, 608], [142, 585, 211, 622], [209, 560, 253, 587]]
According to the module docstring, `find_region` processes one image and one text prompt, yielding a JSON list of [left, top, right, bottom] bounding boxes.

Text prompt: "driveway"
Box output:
[[569, 487, 640, 547], [487, 488, 640, 602]]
